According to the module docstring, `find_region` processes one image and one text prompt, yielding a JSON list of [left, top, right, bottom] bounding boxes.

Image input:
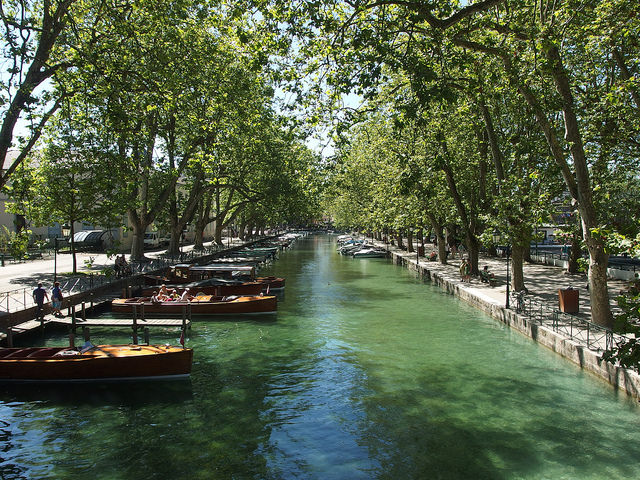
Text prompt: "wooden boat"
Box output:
[[166, 264, 285, 291], [0, 344, 193, 382], [112, 293, 277, 315]]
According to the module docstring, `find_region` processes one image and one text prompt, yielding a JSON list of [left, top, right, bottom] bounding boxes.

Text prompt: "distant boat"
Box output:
[[112, 294, 278, 315], [0, 344, 193, 382]]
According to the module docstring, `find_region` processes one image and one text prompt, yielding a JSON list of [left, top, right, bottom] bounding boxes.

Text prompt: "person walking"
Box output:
[[32, 282, 49, 319], [51, 281, 63, 317]]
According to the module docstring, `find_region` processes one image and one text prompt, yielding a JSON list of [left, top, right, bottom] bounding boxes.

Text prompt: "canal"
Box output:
[[1, 234, 640, 479]]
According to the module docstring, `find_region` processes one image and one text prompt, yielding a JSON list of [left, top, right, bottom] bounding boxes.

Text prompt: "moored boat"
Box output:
[[165, 264, 285, 291], [0, 344, 193, 382], [140, 281, 264, 298], [352, 247, 388, 258], [112, 293, 278, 315]]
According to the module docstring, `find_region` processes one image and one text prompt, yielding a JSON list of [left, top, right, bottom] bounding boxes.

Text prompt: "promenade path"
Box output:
[[383, 240, 628, 319], [374, 239, 631, 354]]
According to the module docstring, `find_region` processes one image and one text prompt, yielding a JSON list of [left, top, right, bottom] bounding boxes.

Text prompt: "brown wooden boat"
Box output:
[[166, 264, 285, 291], [112, 294, 278, 315], [0, 344, 193, 382], [140, 282, 264, 298]]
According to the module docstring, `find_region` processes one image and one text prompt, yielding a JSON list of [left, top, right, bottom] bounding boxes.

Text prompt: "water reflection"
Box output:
[[2, 234, 640, 479], [0, 379, 193, 407]]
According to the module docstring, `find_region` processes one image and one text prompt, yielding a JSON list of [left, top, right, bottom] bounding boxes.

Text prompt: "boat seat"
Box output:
[[26, 348, 67, 358]]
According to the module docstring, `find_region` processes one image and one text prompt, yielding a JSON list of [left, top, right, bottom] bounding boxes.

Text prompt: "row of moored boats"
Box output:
[[337, 235, 388, 258], [0, 232, 308, 382]]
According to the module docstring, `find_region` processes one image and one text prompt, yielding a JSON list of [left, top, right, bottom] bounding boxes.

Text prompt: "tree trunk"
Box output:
[[428, 215, 447, 265], [407, 230, 414, 253], [128, 212, 147, 261], [194, 226, 205, 250], [70, 221, 77, 274], [511, 244, 526, 292], [546, 45, 612, 328], [567, 235, 581, 274], [465, 234, 480, 276], [214, 220, 224, 246], [168, 226, 181, 256]]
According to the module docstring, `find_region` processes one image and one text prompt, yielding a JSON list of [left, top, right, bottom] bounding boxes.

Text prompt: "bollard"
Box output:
[[132, 305, 138, 345], [144, 327, 150, 345], [83, 326, 91, 342], [71, 305, 77, 334]]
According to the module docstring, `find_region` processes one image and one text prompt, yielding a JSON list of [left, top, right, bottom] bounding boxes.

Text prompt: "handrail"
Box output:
[[509, 292, 633, 369], [0, 237, 275, 314]]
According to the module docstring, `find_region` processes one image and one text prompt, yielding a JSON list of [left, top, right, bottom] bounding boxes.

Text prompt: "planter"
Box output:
[[558, 288, 579, 313]]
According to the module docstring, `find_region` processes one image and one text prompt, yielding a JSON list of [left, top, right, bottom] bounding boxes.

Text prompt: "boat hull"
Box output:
[[112, 295, 278, 315], [0, 345, 193, 381]]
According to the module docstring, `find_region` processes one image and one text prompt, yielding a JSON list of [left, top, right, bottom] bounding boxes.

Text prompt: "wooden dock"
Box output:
[[48, 316, 191, 328]]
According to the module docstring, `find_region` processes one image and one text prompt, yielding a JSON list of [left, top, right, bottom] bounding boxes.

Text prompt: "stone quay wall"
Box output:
[[391, 251, 640, 401]]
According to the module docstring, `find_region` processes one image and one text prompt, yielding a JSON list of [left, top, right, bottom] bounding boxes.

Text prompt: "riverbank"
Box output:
[[373, 238, 640, 400]]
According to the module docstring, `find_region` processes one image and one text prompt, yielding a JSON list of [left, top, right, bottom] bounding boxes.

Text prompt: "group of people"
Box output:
[[149, 285, 194, 303], [458, 260, 496, 286], [459, 259, 472, 282], [32, 281, 64, 318], [114, 255, 132, 278]]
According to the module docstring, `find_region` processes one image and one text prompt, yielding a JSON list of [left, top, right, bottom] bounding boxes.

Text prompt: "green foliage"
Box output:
[[603, 289, 640, 369], [0, 226, 31, 259]]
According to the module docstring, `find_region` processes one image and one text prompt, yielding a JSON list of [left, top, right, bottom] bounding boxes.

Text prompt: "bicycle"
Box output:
[[511, 290, 526, 313]]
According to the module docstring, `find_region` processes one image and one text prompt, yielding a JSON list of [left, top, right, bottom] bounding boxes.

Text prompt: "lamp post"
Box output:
[[493, 232, 511, 309], [54, 237, 59, 283]]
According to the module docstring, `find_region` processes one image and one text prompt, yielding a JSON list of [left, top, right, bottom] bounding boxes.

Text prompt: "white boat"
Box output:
[[352, 247, 388, 258]]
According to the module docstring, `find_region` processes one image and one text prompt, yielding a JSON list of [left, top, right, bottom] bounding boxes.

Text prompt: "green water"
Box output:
[[2, 234, 640, 479]]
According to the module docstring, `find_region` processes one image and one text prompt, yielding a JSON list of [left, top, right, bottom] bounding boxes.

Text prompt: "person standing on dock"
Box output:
[[32, 282, 49, 319], [51, 281, 63, 317]]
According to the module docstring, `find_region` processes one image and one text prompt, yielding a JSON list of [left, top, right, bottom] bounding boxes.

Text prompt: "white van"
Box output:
[[144, 232, 168, 249]]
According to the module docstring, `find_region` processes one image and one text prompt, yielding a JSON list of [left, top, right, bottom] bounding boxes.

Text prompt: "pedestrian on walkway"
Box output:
[[51, 281, 63, 317], [32, 282, 49, 319]]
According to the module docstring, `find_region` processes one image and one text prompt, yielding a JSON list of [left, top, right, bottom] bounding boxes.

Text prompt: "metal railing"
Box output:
[[0, 258, 173, 314], [509, 292, 626, 356]]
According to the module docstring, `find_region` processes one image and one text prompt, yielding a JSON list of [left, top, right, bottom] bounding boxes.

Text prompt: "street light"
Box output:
[[493, 232, 511, 309], [54, 224, 71, 282]]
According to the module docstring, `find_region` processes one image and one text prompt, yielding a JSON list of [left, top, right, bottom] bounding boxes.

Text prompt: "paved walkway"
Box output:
[[387, 241, 628, 321], [0, 239, 247, 313]]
